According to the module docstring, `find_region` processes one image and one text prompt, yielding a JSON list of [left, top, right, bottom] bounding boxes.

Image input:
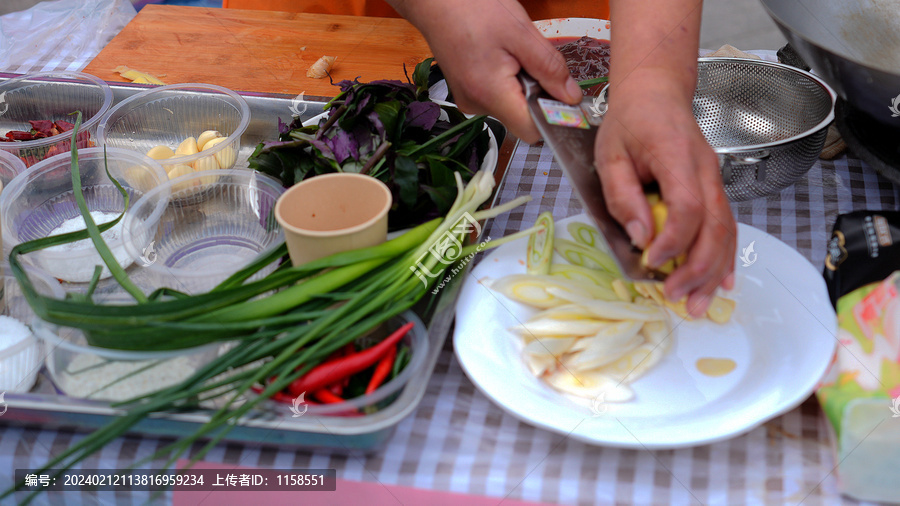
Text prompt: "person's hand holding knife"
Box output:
[[387, 0, 736, 316]]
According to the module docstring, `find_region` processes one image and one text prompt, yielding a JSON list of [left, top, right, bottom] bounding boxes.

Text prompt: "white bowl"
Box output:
[[532, 17, 611, 39], [0, 262, 65, 393]]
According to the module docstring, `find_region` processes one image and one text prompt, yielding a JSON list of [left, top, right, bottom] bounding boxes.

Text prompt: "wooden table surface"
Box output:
[[84, 5, 433, 98]]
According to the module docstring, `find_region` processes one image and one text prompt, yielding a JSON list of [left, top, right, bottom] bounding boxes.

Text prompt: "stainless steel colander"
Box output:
[[694, 57, 836, 201]]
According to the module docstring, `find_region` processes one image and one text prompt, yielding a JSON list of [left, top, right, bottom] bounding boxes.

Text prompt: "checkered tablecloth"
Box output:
[[3, 138, 898, 506], [2, 23, 900, 503]]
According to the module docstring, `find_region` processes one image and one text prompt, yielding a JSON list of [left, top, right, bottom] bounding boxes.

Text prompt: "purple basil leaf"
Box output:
[[325, 129, 358, 164], [367, 111, 386, 139], [350, 124, 375, 157], [308, 138, 337, 161], [405, 101, 441, 131]]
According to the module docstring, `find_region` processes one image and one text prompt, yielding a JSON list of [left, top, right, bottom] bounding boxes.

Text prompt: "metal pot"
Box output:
[[759, 0, 900, 127]]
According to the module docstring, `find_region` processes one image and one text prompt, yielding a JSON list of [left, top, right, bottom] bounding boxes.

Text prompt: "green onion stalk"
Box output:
[[2, 113, 538, 504]]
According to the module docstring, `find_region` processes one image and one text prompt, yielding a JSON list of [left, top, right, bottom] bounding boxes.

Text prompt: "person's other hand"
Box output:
[[595, 68, 736, 317], [387, 0, 582, 143]]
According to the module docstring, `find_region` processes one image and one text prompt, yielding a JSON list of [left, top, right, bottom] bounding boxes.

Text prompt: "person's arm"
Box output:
[[596, 0, 736, 316], [384, 0, 583, 143]]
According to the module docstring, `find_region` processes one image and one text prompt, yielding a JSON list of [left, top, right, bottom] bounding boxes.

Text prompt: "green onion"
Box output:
[[577, 76, 609, 89]]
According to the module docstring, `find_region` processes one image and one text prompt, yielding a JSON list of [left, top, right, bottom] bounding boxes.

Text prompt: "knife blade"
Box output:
[[518, 72, 661, 281]]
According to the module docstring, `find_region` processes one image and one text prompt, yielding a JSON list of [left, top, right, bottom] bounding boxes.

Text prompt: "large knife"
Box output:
[[518, 72, 660, 281]]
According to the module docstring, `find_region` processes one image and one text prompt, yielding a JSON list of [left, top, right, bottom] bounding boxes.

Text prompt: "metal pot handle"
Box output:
[[721, 150, 771, 185]]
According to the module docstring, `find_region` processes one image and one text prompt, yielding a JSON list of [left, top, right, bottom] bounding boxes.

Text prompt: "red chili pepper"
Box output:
[[365, 343, 397, 395], [328, 381, 344, 396], [312, 389, 344, 404], [288, 322, 414, 397], [250, 385, 298, 405]]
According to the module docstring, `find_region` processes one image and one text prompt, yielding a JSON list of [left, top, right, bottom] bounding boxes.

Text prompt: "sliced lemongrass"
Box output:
[[526, 212, 554, 275]]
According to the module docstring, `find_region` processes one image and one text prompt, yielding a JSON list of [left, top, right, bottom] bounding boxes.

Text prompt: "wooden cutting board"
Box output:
[[83, 5, 433, 98]]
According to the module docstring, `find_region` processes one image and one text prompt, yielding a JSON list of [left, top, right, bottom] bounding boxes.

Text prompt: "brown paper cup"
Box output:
[[274, 173, 392, 266]]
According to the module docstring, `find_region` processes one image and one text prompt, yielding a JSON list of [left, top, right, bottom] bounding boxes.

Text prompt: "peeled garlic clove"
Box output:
[[123, 166, 156, 192], [167, 164, 197, 194], [166, 163, 194, 180], [195, 155, 221, 186], [196, 130, 223, 150], [146, 145, 176, 160], [193, 154, 218, 173], [202, 136, 236, 169], [175, 136, 199, 157]]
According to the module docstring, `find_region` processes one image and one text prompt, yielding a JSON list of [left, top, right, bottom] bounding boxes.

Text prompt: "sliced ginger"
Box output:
[[636, 193, 736, 323], [640, 195, 686, 275], [114, 65, 166, 85]]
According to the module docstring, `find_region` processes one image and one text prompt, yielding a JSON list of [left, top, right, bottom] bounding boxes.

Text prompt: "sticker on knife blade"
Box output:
[[537, 98, 589, 129]]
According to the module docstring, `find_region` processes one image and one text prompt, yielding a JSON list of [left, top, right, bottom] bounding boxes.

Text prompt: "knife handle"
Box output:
[[517, 72, 542, 100]]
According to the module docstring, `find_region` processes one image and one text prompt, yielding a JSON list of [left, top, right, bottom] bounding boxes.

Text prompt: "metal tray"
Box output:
[[0, 76, 509, 452]]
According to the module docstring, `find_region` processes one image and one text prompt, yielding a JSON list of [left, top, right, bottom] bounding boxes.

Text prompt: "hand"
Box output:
[[594, 69, 737, 317], [386, 0, 583, 143]]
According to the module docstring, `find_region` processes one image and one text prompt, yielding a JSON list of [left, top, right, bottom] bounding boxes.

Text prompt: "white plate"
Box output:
[[453, 214, 836, 449]]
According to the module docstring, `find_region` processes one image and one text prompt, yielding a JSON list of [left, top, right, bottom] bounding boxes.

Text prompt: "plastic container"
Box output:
[[0, 71, 114, 167], [0, 147, 169, 283], [0, 261, 65, 393], [256, 310, 429, 417], [0, 150, 26, 192], [96, 83, 250, 179], [123, 169, 285, 294], [33, 317, 221, 402]]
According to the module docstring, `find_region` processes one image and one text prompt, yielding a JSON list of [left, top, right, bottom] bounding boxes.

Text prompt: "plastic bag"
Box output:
[[817, 210, 900, 504], [0, 0, 136, 74]]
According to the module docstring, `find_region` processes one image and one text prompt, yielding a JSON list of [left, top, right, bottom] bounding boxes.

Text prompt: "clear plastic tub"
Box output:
[[123, 169, 285, 294], [33, 316, 221, 402], [0, 147, 169, 283], [254, 311, 430, 417], [96, 83, 251, 180], [0, 261, 64, 393], [0, 150, 25, 192], [0, 71, 114, 167]]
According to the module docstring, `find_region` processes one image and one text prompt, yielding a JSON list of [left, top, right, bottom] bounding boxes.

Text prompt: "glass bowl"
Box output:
[[0, 147, 169, 283], [122, 169, 285, 295], [0, 261, 63, 393], [254, 310, 429, 417], [96, 83, 250, 179], [33, 316, 221, 402], [0, 71, 114, 167]]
